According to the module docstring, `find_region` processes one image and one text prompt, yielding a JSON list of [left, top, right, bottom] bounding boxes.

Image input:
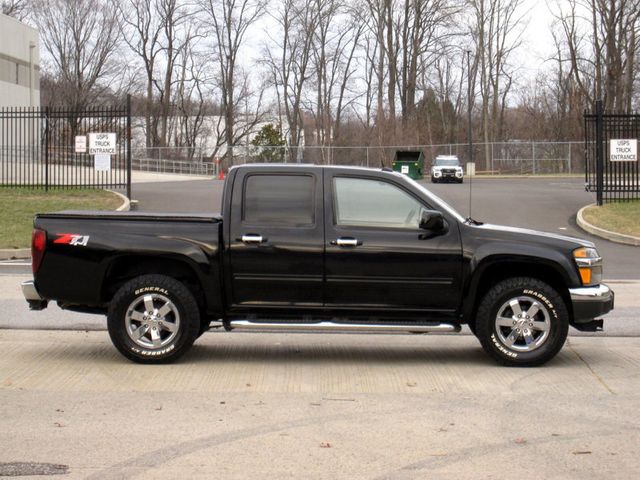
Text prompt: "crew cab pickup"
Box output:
[[22, 165, 614, 366]]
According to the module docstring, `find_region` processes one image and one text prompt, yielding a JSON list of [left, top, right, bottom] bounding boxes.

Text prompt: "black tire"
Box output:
[[475, 277, 568, 367], [431, 177, 438, 183], [467, 321, 477, 336], [107, 274, 200, 364], [198, 318, 211, 338], [458, 179, 464, 184]]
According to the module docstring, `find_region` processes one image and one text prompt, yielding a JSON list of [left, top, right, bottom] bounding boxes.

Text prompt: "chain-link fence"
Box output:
[[131, 141, 585, 177]]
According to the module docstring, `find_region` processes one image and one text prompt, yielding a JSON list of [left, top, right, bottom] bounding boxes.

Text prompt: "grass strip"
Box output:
[[582, 200, 640, 238], [0, 188, 122, 249]]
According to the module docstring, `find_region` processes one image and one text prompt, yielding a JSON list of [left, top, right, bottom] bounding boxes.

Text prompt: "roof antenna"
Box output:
[[466, 49, 473, 221]]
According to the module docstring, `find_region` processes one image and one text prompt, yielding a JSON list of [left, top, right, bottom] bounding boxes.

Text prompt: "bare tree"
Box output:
[[120, 0, 193, 147], [553, 0, 640, 111], [265, 0, 319, 155], [1, 0, 30, 19], [365, 0, 390, 148], [33, 0, 121, 111], [398, 0, 460, 133], [201, 0, 267, 163], [363, 0, 462, 146], [307, 0, 364, 158], [468, 0, 525, 168], [174, 29, 212, 159]]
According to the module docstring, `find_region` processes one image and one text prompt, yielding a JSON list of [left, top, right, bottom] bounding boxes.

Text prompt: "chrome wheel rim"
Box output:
[[495, 296, 551, 352], [125, 293, 180, 349]]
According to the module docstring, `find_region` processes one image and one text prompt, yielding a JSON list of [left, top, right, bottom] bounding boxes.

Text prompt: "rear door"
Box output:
[[323, 171, 462, 320], [226, 167, 324, 310]]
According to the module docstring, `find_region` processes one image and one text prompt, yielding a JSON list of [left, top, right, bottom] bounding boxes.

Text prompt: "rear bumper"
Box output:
[[21, 280, 48, 310], [569, 284, 614, 323]]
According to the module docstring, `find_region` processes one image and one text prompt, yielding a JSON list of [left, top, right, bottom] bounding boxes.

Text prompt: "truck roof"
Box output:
[[230, 163, 398, 175]]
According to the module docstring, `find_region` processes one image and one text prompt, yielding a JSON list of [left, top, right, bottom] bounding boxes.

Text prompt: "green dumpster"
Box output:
[[391, 151, 424, 180]]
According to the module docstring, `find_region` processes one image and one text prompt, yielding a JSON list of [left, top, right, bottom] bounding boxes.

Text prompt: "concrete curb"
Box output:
[[105, 189, 131, 212], [0, 248, 30, 260], [577, 203, 640, 247], [0, 189, 130, 260]]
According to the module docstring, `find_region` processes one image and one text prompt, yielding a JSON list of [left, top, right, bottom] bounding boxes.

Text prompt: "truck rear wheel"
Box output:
[[475, 277, 568, 367], [107, 274, 200, 363]]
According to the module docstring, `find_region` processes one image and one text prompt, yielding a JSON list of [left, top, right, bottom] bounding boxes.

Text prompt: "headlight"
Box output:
[[573, 247, 603, 286]]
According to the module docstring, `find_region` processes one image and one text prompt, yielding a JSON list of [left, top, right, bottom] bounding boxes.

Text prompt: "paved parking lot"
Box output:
[[1, 330, 639, 479]]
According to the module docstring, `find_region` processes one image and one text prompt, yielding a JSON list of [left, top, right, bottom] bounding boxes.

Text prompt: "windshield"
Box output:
[[398, 174, 466, 223], [433, 158, 460, 166]]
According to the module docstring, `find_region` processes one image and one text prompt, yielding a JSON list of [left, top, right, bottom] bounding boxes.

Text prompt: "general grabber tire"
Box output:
[[475, 277, 569, 367], [107, 275, 200, 364]]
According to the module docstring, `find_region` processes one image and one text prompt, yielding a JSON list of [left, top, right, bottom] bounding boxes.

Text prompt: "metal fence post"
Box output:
[[595, 100, 604, 206], [44, 106, 49, 192], [126, 94, 132, 200], [532, 142, 536, 175]]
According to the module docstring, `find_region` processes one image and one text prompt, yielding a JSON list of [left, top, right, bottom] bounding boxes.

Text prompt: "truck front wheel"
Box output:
[[107, 274, 200, 363], [475, 277, 569, 367]]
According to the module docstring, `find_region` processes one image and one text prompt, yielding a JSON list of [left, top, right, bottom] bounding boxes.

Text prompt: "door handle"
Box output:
[[240, 234, 266, 244], [332, 237, 361, 247]]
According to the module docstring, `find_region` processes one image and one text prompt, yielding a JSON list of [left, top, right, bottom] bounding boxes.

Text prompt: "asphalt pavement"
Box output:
[[1, 330, 639, 479]]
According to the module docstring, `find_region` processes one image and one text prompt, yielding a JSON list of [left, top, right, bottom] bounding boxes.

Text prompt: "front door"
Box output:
[[323, 171, 462, 320]]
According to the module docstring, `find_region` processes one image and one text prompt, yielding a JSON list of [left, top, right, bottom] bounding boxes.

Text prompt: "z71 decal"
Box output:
[[54, 233, 90, 247]]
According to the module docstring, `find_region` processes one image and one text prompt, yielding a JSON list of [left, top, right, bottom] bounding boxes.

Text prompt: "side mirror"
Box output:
[[419, 210, 446, 232]]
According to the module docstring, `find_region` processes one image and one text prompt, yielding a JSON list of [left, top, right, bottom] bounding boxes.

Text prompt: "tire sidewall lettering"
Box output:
[[131, 344, 176, 356], [491, 333, 518, 358], [134, 286, 169, 296], [522, 289, 558, 319]]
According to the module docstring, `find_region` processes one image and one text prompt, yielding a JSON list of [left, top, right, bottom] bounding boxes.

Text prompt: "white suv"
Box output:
[[430, 155, 464, 183]]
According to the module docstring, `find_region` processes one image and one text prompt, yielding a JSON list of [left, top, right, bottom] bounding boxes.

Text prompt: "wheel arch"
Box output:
[[463, 256, 573, 329], [101, 254, 220, 317]]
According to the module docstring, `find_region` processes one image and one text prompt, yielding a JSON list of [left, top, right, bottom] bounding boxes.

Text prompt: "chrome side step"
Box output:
[[228, 320, 460, 333]]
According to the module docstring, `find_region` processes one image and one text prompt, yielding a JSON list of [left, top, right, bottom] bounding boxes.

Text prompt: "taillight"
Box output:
[[32, 229, 46, 274]]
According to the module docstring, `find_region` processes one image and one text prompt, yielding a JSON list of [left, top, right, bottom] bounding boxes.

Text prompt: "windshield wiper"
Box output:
[[465, 217, 483, 226]]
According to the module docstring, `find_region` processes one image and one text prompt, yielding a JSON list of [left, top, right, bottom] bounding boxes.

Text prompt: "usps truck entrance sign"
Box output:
[[89, 133, 117, 155], [610, 139, 637, 162]]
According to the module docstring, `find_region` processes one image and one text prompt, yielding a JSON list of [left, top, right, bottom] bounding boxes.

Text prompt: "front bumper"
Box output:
[[21, 280, 48, 310], [569, 284, 614, 324], [433, 170, 463, 179]]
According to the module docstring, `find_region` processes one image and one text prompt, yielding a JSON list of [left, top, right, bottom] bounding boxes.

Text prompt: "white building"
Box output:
[[0, 13, 40, 108]]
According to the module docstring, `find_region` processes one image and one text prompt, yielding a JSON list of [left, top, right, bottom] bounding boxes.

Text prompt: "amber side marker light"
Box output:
[[573, 247, 603, 286]]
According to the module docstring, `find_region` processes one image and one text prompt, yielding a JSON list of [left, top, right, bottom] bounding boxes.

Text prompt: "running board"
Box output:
[[228, 320, 460, 333]]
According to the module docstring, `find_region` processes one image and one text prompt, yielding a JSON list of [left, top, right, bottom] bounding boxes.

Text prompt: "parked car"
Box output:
[[431, 155, 464, 183], [23, 164, 613, 366]]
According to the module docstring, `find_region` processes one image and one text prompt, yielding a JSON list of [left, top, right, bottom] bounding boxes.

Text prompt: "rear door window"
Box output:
[[243, 174, 315, 226]]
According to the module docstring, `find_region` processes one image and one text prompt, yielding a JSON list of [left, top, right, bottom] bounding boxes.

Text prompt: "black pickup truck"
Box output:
[[22, 164, 613, 366]]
